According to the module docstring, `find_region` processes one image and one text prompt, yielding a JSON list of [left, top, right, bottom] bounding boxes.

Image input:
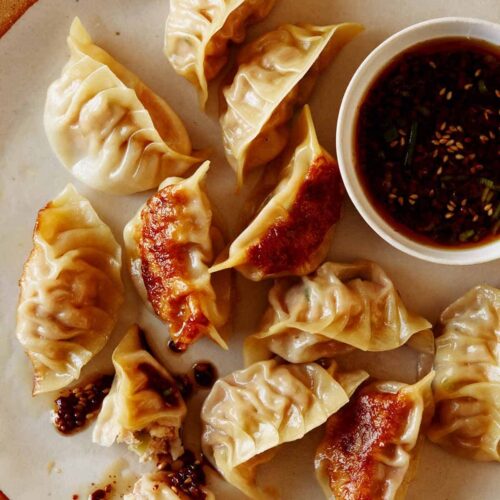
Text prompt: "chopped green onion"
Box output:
[[404, 121, 418, 168], [416, 105, 430, 117], [479, 177, 495, 189], [481, 187, 491, 203], [383, 127, 399, 142], [493, 204, 500, 220], [459, 229, 475, 242], [163, 388, 174, 398], [478, 80, 488, 94]]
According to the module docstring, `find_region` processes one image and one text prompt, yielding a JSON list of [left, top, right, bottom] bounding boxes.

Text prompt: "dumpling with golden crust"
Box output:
[[244, 261, 432, 365], [220, 22, 363, 185], [45, 18, 200, 195], [211, 105, 343, 281], [93, 325, 187, 462], [165, 0, 277, 107], [16, 184, 123, 395], [124, 162, 230, 352], [201, 359, 368, 499], [427, 285, 500, 462], [315, 372, 434, 500]]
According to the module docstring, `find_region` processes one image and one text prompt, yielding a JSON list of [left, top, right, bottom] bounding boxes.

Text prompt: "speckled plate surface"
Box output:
[[0, 1, 498, 499]]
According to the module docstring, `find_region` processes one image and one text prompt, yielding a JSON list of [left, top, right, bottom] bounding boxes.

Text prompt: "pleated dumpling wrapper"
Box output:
[[16, 184, 123, 395], [165, 0, 277, 108], [123, 162, 230, 352], [244, 261, 432, 365], [220, 22, 363, 185], [201, 359, 368, 499], [211, 105, 343, 281], [315, 372, 435, 500], [427, 285, 500, 461], [93, 325, 187, 462], [45, 17, 200, 195]]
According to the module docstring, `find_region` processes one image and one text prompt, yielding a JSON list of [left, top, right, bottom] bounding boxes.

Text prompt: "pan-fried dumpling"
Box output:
[[220, 22, 363, 185], [93, 325, 187, 461], [45, 17, 200, 195], [244, 261, 432, 365], [427, 285, 500, 462], [211, 106, 343, 281], [315, 372, 434, 500], [16, 184, 123, 395], [201, 359, 368, 499], [123, 162, 230, 352], [165, 0, 277, 108]]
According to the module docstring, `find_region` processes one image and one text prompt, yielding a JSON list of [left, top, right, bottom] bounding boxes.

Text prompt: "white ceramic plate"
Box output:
[[0, 1, 498, 499]]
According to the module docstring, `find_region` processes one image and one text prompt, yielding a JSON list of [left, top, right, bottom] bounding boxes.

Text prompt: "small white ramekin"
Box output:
[[337, 17, 500, 265]]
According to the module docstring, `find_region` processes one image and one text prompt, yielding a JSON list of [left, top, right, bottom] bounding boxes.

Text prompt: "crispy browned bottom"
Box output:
[[0, 0, 39, 38]]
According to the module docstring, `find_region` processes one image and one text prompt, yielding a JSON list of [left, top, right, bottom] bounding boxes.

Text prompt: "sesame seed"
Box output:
[[473, 215, 479, 222], [432, 149, 439, 158], [429, 61, 437, 69], [447, 204, 455, 211], [461, 199, 467, 207], [409, 199, 416, 205], [455, 154, 465, 160], [457, 126, 464, 132], [479, 135, 489, 143], [440, 122, 447, 131], [437, 166, 443, 175], [398, 196, 404, 206], [435, 131, 442, 139], [456, 142, 464, 150], [398, 129, 407, 136], [431, 140, 440, 146], [410, 194, 419, 200], [474, 69, 482, 77], [489, 131, 496, 139], [445, 213, 454, 219], [496, 89, 500, 98], [439, 87, 446, 96], [446, 91, 453, 100], [390, 140, 398, 148], [488, 209, 494, 217], [464, 83, 473, 90], [443, 155, 449, 163], [400, 137, 406, 146], [484, 203, 492, 212]]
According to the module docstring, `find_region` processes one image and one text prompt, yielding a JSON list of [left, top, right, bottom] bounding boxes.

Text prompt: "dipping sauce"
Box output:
[[356, 38, 499, 247]]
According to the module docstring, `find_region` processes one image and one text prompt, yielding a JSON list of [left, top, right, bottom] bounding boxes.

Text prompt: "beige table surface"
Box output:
[[0, 1, 499, 499]]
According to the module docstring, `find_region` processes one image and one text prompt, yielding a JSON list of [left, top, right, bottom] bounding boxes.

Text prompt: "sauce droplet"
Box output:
[[168, 339, 185, 354], [193, 362, 217, 388]]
